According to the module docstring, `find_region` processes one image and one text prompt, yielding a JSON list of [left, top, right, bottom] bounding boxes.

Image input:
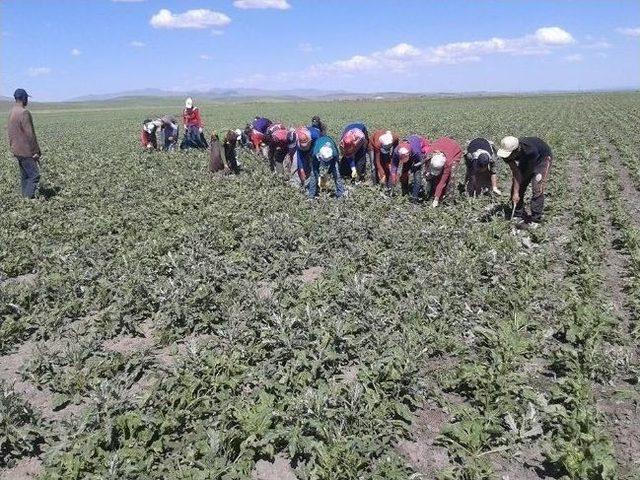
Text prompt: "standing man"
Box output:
[[425, 137, 463, 207], [339, 122, 369, 182], [7, 88, 41, 199], [497, 136, 552, 223]]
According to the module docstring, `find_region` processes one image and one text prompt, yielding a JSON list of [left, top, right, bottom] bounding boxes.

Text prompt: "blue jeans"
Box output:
[[16, 156, 40, 198], [307, 158, 345, 198]]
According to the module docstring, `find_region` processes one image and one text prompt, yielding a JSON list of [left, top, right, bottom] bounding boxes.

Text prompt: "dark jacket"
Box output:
[[209, 134, 225, 173], [8, 104, 41, 158]]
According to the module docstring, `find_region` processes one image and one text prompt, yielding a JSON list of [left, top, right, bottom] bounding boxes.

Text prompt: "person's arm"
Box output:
[[195, 109, 203, 130], [506, 160, 522, 203], [433, 162, 452, 202], [22, 111, 41, 157]]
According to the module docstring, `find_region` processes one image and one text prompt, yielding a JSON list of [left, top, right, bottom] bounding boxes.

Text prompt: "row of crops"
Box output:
[[1, 92, 638, 479]]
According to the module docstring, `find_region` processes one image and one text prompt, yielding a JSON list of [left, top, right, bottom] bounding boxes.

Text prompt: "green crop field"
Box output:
[[1, 92, 639, 480]]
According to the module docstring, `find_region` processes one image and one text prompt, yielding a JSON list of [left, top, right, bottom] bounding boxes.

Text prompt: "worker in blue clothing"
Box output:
[[339, 122, 369, 182], [308, 136, 345, 199], [293, 125, 321, 185]]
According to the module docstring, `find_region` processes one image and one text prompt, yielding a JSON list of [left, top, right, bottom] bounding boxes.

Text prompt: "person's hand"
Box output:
[[146, 144, 152, 149], [198, 127, 203, 133], [380, 175, 386, 184], [492, 187, 502, 196], [168, 136, 174, 141], [512, 191, 520, 205], [33, 153, 40, 160], [432, 199, 439, 208], [318, 176, 322, 187], [351, 167, 357, 179]]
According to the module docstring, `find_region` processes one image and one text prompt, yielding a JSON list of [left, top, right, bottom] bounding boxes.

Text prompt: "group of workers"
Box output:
[[8, 88, 552, 224], [242, 113, 552, 223]]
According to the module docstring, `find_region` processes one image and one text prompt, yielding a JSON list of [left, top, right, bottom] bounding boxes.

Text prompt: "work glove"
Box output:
[[492, 187, 502, 196], [432, 199, 439, 208], [351, 167, 357, 179]]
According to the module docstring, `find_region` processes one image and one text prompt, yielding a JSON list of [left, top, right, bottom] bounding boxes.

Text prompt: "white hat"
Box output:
[[144, 122, 154, 133], [497, 136, 519, 158], [185, 97, 193, 108], [235, 129, 242, 136], [430, 152, 446, 175], [318, 145, 333, 161], [397, 146, 409, 156], [380, 131, 393, 147]]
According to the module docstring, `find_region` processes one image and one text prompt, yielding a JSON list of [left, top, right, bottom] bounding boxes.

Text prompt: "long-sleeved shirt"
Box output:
[[297, 126, 321, 174], [427, 137, 462, 201], [340, 123, 369, 169], [252, 117, 272, 134], [370, 129, 399, 180], [391, 134, 429, 178], [7, 104, 41, 158], [514, 137, 552, 172], [269, 128, 289, 150], [182, 107, 202, 128]]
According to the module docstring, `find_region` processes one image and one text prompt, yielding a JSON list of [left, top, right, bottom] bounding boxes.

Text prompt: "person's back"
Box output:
[[7, 89, 41, 198]]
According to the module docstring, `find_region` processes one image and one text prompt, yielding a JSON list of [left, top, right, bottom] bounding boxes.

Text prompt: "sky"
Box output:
[[1, 0, 639, 101]]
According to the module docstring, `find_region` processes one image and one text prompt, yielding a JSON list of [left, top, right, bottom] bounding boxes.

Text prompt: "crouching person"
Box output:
[[223, 130, 241, 174], [159, 115, 179, 151], [339, 123, 369, 182], [370, 129, 399, 188], [425, 137, 462, 207], [464, 137, 501, 197], [391, 134, 430, 202], [266, 124, 289, 175], [141, 119, 159, 150], [308, 136, 345, 199]]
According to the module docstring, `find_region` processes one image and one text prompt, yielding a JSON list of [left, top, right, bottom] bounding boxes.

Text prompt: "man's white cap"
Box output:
[[185, 97, 193, 108], [318, 144, 333, 161], [235, 129, 242, 136], [430, 153, 446, 175], [380, 131, 393, 147], [397, 146, 410, 156], [497, 136, 519, 158], [144, 122, 154, 133]]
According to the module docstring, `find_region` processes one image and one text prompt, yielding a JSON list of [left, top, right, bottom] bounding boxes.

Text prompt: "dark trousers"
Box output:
[[268, 146, 287, 175], [400, 163, 423, 200], [514, 156, 552, 221], [180, 126, 208, 150], [307, 159, 345, 198], [16, 156, 40, 198], [339, 148, 367, 181]]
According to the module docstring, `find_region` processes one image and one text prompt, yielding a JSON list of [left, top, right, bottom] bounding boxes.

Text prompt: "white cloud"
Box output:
[[70, 48, 81, 56], [233, 0, 290, 10], [306, 26, 576, 78], [130, 40, 146, 47], [617, 27, 640, 37], [564, 53, 583, 62], [384, 43, 421, 58], [533, 26, 575, 45], [28, 67, 52, 77], [199, 54, 211, 60], [150, 9, 231, 29]]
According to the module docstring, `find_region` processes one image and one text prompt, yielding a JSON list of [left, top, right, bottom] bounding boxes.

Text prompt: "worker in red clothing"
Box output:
[[141, 119, 160, 150], [425, 137, 462, 207], [180, 97, 207, 150], [265, 123, 288, 174], [369, 129, 399, 188]]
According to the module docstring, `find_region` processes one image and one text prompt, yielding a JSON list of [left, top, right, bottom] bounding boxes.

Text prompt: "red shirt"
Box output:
[[427, 137, 462, 200], [270, 128, 289, 149], [141, 130, 153, 147], [182, 107, 202, 128]]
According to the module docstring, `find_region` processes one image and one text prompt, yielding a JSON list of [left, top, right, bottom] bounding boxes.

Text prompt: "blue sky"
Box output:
[[1, 0, 639, 101]]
